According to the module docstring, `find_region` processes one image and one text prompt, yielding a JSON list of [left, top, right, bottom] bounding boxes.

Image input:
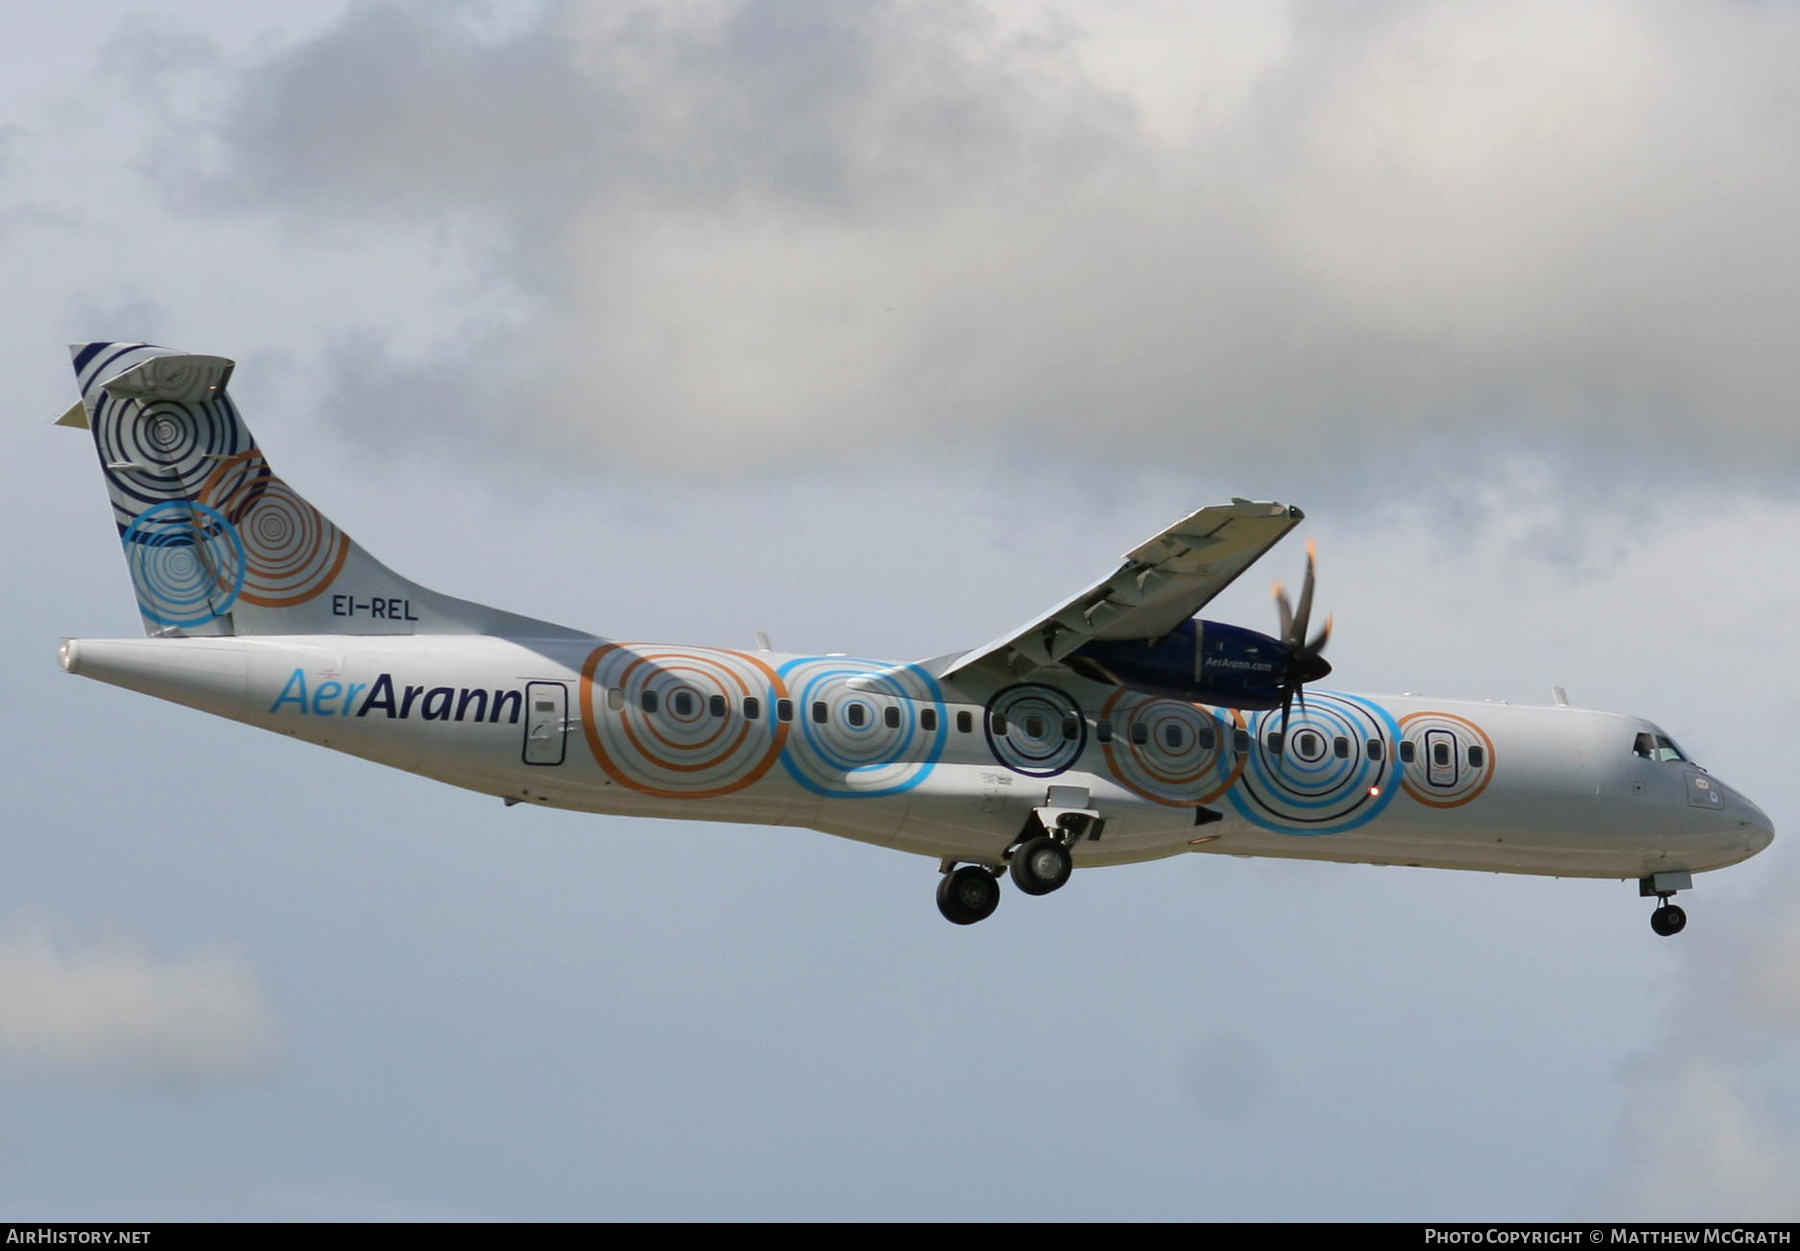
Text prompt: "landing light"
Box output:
[[1369, 785, 1381, 797]]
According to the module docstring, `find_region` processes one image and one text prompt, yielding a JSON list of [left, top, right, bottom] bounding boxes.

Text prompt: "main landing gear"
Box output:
[[936, 865, 1001, 925], [1639, 871, 1693, 938], [1009, 835, 1073, 896], [935, 807, 1098, 925]]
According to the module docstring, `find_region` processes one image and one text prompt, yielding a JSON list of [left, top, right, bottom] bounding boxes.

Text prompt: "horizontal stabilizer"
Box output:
[[98, 353, 235, 403]]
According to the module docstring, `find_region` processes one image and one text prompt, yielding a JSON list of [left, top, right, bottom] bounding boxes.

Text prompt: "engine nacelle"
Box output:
[[1067, 619, 1314, 710]]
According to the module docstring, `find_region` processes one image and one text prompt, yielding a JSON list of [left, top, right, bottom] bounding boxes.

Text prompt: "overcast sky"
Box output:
[[4, 0, 1798, 1221]]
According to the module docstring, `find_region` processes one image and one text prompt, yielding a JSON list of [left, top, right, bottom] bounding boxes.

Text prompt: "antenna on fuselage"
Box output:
[[1552, 686, 1570, 707]]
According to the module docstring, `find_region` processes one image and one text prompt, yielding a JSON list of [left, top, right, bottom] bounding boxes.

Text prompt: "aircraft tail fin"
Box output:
[[63, 342, 585, 640]]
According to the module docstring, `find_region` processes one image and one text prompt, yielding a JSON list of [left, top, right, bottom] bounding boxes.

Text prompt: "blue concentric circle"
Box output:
[[778, 658, 946, 797], [1229, 693, 1399, 834], [119, 501, 245, 627]]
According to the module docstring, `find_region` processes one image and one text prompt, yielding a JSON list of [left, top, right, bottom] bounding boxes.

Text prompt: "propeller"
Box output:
[[1270, 538, 1333, 740]]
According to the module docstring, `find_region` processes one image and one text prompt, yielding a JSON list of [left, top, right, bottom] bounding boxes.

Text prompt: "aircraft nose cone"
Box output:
[[1740, 795, 1775, 856]]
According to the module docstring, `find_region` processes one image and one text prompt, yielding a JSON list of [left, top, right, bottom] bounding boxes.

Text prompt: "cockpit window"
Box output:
[[1632, 731, 1690, 763]]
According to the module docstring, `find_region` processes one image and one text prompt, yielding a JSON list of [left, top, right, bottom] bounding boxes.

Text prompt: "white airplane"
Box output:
[[54, 343, 1774, 936]]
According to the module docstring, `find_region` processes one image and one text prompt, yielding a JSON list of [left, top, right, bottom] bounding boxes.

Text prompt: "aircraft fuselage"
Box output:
[[60, 633, 1773, 883]]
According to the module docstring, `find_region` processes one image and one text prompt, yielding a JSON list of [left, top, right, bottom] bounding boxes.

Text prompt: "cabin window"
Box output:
[[1025, 714, 1044, 737], [708, 694, 727, 718], [1468, 745, 1486, 768], [1295, 731, 1320, 756], [640, 689, 659, 714], [606, 687, 624, 712], [1197, 727, 1216, 751], [744, 696, 761, 720], [1097, 720, 1113, 744], [1432, 742, 1451, 767], [1367, 739, 1383, 761], [1062, 715, 1080, 741], [1334, 736, 1349, 759], [1130, 722, 1150, 746], [990, 712, 1008, 735], [1267, 732, 1284, 754], [1399, 740, 1415, 763], [1233, 729, 1250, 754], [1164, 724, 1185, 750], [921, 708, 937, 733], [885, 705, 901, 729], [956, 710, 973, 733], [777, 698, 794, 723], [670, 690, 694, 717], [812, 702, 829, 724], [846, 703, 866, 728]]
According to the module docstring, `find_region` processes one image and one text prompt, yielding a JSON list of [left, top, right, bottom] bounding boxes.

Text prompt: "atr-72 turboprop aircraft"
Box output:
[[54, 343, 1774, 935]]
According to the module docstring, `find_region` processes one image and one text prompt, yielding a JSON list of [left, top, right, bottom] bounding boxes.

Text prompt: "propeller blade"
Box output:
[[1290, 539, 1317, 649], [1306, 614, 1333, 659], [1271, 542, 1332, 732], [1269, 540, 1332, 741]]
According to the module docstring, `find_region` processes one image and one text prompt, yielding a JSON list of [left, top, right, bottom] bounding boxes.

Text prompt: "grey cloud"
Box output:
[[213, 0, 1132, 224], [1580, 867, 1800, 1221], [0, 920, 281, 1091], [126, 1, 1800, 482], [62, 294, 175, 349]]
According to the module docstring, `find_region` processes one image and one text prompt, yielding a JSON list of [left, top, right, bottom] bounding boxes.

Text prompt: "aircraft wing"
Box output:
[[939, 499, 1303, 683]]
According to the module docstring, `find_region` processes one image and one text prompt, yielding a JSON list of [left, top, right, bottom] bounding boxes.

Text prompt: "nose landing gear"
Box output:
[[1639, 871, 1694, 938], [1650, 902, 1687, 937]]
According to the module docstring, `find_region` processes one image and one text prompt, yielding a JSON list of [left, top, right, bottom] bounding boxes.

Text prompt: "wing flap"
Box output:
[[941, 500, 1302, 682]]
